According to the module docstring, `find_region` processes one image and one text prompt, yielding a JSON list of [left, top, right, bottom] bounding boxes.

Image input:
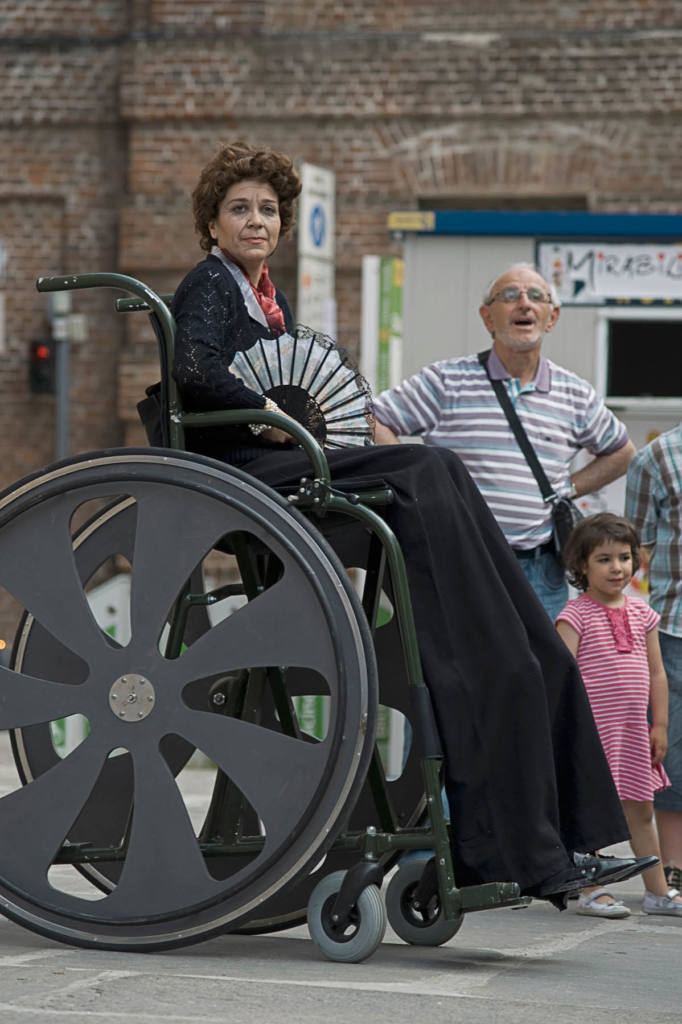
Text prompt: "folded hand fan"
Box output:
[[231, 325, 374, 447]]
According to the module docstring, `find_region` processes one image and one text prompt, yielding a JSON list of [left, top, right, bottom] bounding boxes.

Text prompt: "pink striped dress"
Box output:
[[557, 593, 670, 801]]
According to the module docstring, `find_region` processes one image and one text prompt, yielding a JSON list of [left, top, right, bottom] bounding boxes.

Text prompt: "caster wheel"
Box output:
[[307, 870, 386, 963], [385, 858, 463, 946]]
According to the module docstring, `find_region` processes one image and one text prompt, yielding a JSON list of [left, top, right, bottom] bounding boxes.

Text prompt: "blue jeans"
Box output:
[[655, 632, 682, 811], [514, 548, 568, 622]]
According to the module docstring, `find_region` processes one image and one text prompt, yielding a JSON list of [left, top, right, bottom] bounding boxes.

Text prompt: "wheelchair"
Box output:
[[0, 272, 528, 960]]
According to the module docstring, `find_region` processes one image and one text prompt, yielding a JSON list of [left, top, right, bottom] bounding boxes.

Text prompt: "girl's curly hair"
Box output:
[[562, 512, 641, 591], [192, 141, 302, 252]]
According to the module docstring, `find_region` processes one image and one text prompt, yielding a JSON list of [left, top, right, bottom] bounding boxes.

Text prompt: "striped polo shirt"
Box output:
[[372, 349, 629, 550], [625, 423, 682, 637]]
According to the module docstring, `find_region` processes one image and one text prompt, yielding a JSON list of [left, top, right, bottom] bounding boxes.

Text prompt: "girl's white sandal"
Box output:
[[642, 888, 682, 917], [576, 888, 631, 918]]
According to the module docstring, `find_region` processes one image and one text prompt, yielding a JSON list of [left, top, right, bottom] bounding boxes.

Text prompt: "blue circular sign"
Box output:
[[310, 204, 326, 248]]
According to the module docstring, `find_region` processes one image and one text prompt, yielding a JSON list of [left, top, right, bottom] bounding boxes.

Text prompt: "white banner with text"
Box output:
[[537, 241, 682, 305]]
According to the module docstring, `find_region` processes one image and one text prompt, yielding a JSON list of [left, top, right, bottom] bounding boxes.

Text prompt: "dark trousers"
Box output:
[[235, 442, 629, 890]]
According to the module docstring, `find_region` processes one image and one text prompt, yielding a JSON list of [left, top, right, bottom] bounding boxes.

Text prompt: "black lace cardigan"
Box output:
[[172, 255, 295, 463]]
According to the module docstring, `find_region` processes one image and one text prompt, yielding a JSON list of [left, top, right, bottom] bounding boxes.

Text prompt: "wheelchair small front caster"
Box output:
[[385, 857, 463, 946], [307, 870, 386, 963]]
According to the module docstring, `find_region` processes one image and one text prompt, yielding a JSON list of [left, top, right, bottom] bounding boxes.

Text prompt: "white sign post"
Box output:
[[360, 255, 403, 394], [297, 162, 336, 336]]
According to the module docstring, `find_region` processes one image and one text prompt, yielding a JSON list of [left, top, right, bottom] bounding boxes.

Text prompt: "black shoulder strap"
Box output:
[[477, 350, 556, 503]]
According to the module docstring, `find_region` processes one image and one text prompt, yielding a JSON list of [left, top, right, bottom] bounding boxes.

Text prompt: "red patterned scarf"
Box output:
[[221, 249, 285, 333]]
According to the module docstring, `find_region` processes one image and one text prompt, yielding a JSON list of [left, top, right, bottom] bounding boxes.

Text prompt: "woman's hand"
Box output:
[[263, 407, 299, 443], [262, 425, 295, 444], [251, 399, 297, 443]]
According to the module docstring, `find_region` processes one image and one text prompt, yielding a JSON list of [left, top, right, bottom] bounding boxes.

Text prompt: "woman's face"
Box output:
[[209, 179, 281, 282]]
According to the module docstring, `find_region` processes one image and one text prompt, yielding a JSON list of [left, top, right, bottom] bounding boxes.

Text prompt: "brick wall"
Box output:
[[0, 199, 65, 479], [1, 0, 681, 639]]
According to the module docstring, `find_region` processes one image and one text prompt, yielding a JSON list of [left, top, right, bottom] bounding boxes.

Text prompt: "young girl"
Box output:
[[557, 513, 682, 918]]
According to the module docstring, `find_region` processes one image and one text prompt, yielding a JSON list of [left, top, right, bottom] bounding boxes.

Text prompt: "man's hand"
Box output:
[[571, 440, 636, 496]]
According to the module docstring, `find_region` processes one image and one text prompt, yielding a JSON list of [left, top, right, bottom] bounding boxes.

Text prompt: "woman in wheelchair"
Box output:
[[171, 141, 651, 906]]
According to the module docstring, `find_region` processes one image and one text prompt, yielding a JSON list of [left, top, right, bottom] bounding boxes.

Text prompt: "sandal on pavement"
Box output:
[[576, 888, 631, 919], [642, 888, 682, 917]]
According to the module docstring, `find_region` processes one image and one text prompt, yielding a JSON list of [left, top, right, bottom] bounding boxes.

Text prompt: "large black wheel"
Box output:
[[0, 450, 376, 950], [11, 459, 427, 938]]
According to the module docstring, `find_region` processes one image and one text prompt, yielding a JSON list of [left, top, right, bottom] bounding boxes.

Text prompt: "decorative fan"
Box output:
[[231, 325, 374, 447]]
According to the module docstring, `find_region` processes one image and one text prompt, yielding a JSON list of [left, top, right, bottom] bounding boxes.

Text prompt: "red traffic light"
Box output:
[[29, 338, 57, 394]]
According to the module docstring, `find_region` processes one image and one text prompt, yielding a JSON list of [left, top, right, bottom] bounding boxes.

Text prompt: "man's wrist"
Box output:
[[567, 480, 579, 500]]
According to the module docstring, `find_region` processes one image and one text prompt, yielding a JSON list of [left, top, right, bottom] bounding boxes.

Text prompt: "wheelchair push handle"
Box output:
[[36, 272, 176, 342], [38, 271, 165, 301]]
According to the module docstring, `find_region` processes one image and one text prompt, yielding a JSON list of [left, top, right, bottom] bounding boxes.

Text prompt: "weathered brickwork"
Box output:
[[120, 33, 682, 123], [0, 1, 125, 37], [0, 0, 681, 637], [148, 0, 266, 31], [0, 123, 127, 457], [0, 200, 64, 476], [265, 1, 682, 33]]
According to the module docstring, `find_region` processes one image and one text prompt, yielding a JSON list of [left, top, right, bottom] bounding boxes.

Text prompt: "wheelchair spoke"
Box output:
[[0, 737, 106, 896], [129, 485, 242, 639], [178, 709, 328, 843], [0, 496, 108, 664], [0, 665, 86, 730], [177, 576, 337, 680], [103, 744, 221, 917]]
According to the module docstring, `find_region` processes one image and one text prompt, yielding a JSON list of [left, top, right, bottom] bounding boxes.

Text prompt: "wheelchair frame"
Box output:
[[0, 271, 526, 960]]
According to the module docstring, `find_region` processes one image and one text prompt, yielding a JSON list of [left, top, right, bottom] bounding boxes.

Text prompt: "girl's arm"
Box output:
[[647, 626, 669, 766], [556, 620, 580, 658]]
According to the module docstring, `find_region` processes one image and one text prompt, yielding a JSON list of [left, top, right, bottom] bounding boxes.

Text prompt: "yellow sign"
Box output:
[[387, 211, 436, 232]]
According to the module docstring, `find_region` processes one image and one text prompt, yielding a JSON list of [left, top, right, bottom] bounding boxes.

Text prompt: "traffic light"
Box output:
[[29, 338, 57, 394]]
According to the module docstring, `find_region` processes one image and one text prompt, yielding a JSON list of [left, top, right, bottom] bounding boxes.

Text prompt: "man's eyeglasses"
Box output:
[[486, 286, 552, 305]]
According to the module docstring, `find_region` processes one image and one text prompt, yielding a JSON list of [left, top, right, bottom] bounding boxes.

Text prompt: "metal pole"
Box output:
[[47, 290, 71, 462], [54, 335, 69, 461]]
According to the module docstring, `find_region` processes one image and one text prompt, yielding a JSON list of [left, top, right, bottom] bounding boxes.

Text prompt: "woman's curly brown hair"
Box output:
[[192, 142, 302, 253], [562, 512, 642, 591]]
